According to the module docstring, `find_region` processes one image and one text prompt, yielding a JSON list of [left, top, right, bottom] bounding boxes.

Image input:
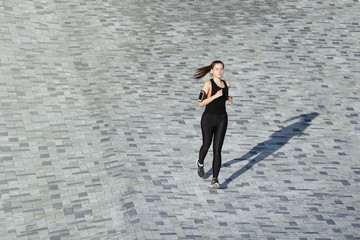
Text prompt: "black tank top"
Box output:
[[204, 79, 228, 115]]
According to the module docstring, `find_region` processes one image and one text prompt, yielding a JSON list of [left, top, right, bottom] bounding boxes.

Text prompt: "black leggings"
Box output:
[[198, 113, 228, 179]]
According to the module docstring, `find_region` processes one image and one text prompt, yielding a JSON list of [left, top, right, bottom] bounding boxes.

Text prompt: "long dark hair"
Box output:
[[193, 60, 225, 80]]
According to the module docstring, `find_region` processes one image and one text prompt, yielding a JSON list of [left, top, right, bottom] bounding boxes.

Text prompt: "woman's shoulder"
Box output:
[[201, 79, 212, 91], [224, 80, 230, 88], [205, 79, 212, 86]]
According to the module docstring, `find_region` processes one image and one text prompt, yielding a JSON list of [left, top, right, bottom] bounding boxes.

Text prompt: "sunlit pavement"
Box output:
[[0, 0, 359, 239]]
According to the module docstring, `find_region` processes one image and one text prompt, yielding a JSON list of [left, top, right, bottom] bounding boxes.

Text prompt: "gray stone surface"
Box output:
[[1, 0, 359, 239]]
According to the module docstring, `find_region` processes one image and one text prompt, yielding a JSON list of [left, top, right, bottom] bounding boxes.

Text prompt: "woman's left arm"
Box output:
[[226, 81, 233, 105]]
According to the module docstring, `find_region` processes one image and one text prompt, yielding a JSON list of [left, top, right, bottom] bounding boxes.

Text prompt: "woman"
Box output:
[[194, 60, 233, 188]]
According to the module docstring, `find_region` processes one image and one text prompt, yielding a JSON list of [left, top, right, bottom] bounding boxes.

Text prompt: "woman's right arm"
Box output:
[[198, 80, 223, 107]]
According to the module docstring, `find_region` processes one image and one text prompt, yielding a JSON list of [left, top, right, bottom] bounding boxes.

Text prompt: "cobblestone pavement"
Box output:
[[1, 0, 359, 239]]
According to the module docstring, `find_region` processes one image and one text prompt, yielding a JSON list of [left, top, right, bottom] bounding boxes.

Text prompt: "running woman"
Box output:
[[194, 60, 233, 188]]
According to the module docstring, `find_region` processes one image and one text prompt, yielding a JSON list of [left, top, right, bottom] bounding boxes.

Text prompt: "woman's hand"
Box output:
[[227, 96, 233, 105], [214, 89, 223, 98]]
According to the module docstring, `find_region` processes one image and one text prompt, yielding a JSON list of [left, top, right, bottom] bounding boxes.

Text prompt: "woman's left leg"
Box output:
[[212, 114, 228, 179]]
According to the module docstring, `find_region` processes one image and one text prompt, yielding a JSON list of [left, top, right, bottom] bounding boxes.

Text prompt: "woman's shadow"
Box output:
[[206, 112, 319, 189]]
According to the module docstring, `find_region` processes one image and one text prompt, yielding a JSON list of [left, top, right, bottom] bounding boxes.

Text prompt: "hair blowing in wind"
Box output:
[[193, 60, 224, 80]]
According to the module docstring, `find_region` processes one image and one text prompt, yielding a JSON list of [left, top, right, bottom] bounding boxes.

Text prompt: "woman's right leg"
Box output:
[[198, 113, 214, 164]]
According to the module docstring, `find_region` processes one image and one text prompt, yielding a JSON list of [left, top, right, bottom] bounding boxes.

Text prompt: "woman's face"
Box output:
[[211, 63, 224, 79]]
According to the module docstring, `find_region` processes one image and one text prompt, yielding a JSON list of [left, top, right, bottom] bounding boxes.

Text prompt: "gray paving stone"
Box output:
[[1, 0, 360, 239]]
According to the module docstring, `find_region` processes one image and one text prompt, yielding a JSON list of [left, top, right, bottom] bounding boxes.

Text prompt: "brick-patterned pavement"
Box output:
[[0, 0, 359, 239]]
